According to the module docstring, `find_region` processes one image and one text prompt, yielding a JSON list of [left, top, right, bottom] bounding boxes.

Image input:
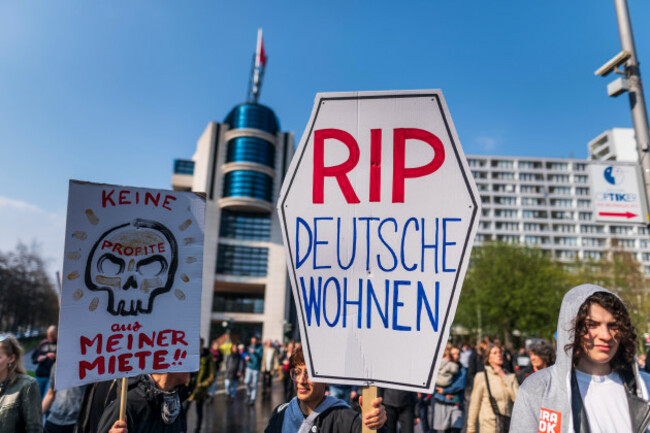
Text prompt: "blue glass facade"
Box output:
[[219, 209, 271, 241], [223, 171, 273, 201], [225, 103, 279, 134], [226, 136, 275, 167], [174, 159, 195, 175], [222, 103, 278, 204], [216, 244, 268, 277]]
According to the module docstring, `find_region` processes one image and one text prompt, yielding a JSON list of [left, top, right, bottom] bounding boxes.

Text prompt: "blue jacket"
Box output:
[[433, 365, 467, 405], [246, 344, 264, 371]]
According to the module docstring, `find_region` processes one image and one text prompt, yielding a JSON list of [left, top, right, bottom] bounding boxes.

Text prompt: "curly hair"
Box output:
[[529, 341, 556, 367], [566, 291, 636, 370]]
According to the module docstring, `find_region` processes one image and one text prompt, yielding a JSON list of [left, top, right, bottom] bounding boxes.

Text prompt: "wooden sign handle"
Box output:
[[119, 377, 128, 422], [361, 385, 378, 433]]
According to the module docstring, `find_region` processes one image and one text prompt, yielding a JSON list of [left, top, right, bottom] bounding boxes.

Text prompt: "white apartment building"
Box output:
[[468, 155, 650, 273], [588, 127, 638, 162]]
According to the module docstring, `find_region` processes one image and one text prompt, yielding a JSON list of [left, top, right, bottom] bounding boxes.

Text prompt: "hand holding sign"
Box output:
[[57, 181, 205, 390], [278, 90, 481, 393]]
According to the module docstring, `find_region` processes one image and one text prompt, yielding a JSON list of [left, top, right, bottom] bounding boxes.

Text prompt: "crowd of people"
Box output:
[[0, 284, 649, 432]]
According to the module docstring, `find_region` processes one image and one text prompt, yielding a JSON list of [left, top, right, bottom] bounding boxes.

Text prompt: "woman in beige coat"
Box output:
[[466, 343, 518, 433]]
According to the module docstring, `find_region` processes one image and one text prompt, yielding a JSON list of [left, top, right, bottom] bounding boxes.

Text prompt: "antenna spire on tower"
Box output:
[[248, 28, 267, 103]]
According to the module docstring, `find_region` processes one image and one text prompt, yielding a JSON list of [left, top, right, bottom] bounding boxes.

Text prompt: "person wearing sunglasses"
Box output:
[[0, 333, 42, 433], [264, 346, 387, 433]]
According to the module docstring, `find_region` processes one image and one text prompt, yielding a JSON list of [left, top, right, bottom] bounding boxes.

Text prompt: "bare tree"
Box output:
[[0, 243, 59, 334]]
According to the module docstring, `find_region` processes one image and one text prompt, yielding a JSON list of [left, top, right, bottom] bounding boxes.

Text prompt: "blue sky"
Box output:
[[1, 1, 649, 278]]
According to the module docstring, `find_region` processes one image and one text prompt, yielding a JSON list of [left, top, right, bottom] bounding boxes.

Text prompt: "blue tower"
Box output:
[[172, 33, 295, 344]]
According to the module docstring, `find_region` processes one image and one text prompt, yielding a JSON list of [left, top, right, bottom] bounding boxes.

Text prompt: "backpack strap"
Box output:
[[265, 402, 290, 433]]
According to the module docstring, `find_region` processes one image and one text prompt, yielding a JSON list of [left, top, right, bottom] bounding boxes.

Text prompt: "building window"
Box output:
[[582, 238, 605, 247], [548, 174, 570, 183], [174, 159, 195, 175], [219, 210, 271, 241], [496, 234, 519, 243], [555, 250, 576, 260], [226, 104, 279, 134], [471, 170, 488, 179], [583, 251, 602, 260], [578, 212, 592, 221], [213, 294, 265, 314], [494, 196, 516, 205], [492, 171, 515, 180], [617, 238, 636, 249], [552, 211, 574, 220], [549, 186, 571, 195], [521, 197, 546, 206], [551, 199, 573, 208], [495, 221, 519, 231], [518, 161, 541, 169], [573, 163, 586, 171], [524, 235, 542, 245], [492, 160, 514, 169], [580, 224, 604, 234], [574, 175, 588, 184], [223, 170, 273, 202], [575, 187, 590, 196], [547, 162, 569, 171], [577, 199, 591, 208], [520, 185, 541, 194], [226, 137, 276, 168], [494, 209, 518, 218], [216, 244, 268, 277], [553, 224, 575, 233], [555, 237, 577, 246], [610, 225, 633, 235]]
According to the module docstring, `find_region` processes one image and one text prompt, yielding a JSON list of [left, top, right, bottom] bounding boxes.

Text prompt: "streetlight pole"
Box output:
[[614, 0, 650, 225]]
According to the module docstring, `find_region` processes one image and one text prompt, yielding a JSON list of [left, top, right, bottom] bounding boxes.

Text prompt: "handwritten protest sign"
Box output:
[[56, 180, 205, 389], [278, 90, 481, 392]]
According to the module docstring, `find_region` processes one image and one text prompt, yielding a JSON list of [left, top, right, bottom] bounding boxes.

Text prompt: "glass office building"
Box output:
[[172, 102, 295, 343]]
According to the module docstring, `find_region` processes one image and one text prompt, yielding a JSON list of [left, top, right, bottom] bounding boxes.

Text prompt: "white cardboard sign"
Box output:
[[56, 180, 205, 389], [590, 163, 645, 223], [278, 90, 481, 392]]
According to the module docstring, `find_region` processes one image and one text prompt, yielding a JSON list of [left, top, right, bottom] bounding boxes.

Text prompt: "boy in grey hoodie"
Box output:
[[511, 284, 650, 433]]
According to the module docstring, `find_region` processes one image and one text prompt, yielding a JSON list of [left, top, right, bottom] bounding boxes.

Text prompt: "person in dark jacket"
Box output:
[[98, 372, 191, 433], [264, 346, 386, 433], [515, 340, 555, 385], [225, 344, 244, 400], [187, 339, 215, 433], [377, 388, 418, 433], [31, 325, 58, 399]]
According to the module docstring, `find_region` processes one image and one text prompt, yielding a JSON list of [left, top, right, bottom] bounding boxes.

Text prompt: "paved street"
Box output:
[[187, 376, 289, 433], [187, 376, 433, 433]]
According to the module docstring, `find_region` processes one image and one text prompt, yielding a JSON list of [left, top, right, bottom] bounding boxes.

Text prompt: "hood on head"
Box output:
[[555, 284, 617, 378]]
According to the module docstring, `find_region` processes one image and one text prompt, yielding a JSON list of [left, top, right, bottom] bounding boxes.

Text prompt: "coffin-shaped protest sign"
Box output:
[[56, 180, 205, 389], [278, 90, 481, 392]]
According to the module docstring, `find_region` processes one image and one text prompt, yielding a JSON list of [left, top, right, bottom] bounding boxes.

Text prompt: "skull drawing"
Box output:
[[85, 219, 178, 316]]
